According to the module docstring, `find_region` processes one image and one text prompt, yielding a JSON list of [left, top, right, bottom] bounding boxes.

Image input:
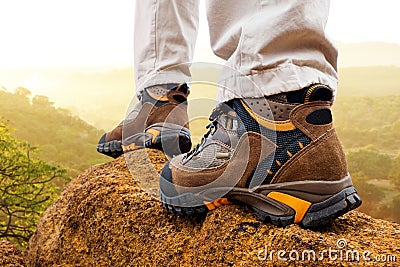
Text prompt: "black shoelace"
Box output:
[[183, 103, 237, 160]]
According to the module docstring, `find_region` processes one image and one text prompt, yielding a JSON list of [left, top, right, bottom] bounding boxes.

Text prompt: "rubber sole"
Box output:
[[121, 128, 191, 157], [160, 176, 362, 228], [147, 129, 192, 157], [252, 186, 361, 227], [97, 139, 123, 159], [97, 124, 191, 158]]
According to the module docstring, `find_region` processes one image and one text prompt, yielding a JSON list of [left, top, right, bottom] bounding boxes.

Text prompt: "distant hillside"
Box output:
[[0, 88, 108, 177], [0, 67, 135, 130], [332, 94, 400, 223]]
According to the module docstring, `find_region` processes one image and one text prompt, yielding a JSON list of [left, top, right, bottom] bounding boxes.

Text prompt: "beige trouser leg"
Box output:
[[134, 0, 337, 102], [134, 0, 200, 97], [206, 0, 337, 102]]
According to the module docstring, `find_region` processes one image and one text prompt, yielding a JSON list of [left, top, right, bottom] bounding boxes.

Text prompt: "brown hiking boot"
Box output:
[[97, 83, 192, 158], [159, 84, 361, 227]]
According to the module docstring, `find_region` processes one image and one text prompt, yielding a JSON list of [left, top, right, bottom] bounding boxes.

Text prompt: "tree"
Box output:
[[0, 121, 68, 248], [14, 87, 31, 98], [391, 195, 400, 223], [347, 146, 393, 180], [351, 172, 385, 219], [389, 154, 400, 188], [31, 95, 54, 107]]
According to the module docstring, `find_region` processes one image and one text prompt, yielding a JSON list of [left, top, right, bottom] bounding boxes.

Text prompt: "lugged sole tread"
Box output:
[[97, 131, 191, 158], [160, 186, 362, 228], [97, 140, 123, 158]]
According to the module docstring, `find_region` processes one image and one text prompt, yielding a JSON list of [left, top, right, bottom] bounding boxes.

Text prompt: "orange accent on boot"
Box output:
[[304, 83, 328, 103], [271, 129, 348, 184], [298, 141, 304, 149], [175, 83, 183, 91], [146, 129, 160, 143], [267, 192, 311, 223], [204, 198, 233, 211], [226, 118, 232, 129], [122, 143, 142, 152], [240, 99, 296, 131]]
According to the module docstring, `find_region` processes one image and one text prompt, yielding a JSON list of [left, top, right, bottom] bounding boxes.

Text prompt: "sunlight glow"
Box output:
[[0, 0, 398, 67]]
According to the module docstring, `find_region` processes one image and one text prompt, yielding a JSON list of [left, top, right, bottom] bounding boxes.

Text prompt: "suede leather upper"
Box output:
[[104, 86, 190, 144], [167, 95, 348, 190]]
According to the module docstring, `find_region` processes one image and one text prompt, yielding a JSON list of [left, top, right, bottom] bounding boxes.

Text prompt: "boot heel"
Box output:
[[300, 186, 362, 228]]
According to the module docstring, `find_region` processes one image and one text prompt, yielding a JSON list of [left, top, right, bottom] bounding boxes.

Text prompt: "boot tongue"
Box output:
[[287, 84, 333, 104]]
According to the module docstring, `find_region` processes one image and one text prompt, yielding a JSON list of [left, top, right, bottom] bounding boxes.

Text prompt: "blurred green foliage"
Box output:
[[0, 121, 69, 248]]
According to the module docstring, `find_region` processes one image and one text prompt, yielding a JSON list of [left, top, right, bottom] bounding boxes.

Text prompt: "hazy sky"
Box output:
[[0, 0, 399, 67]]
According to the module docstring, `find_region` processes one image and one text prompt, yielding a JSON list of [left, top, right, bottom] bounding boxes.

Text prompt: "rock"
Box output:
[[27, 149, 400, 266], [0, 240, 26, 267]]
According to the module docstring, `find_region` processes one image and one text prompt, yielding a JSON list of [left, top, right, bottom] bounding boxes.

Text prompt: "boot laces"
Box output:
[[184, 104, 232, 159]]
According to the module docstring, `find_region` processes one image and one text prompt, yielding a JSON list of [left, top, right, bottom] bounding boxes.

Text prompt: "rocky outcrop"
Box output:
[[0, 240, 26, 267], [25, 149, 400, 266]]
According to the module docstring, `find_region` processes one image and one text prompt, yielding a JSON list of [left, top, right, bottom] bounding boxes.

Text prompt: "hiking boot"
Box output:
[[97, 83, 192, 158], [159, 84, 362, 227]]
